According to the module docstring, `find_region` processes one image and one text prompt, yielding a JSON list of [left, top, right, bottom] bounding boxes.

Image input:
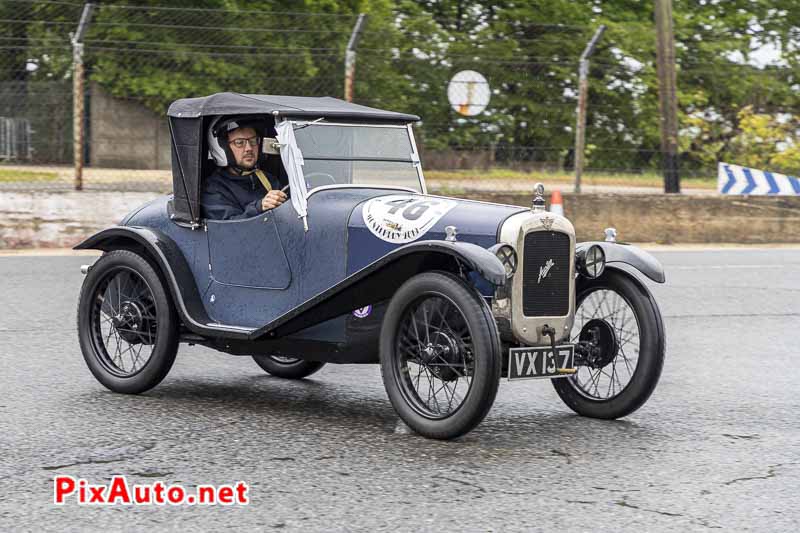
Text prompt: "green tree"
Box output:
[[3, 0, 797, 174], [356, 0, 799, 174], [82, 0, 367, 112], [727, 106, 800, 173]]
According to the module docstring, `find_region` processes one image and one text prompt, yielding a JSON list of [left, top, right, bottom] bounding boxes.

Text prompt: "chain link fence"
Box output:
[[0, 0, 797, 192]]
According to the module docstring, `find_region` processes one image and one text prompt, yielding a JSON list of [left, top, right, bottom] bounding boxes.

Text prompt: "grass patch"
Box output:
[[0, 168, 60, 182], [426, 169, 716, 189]]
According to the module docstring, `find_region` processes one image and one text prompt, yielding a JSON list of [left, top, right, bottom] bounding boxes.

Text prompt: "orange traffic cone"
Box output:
[[550, 189, 564, 216]]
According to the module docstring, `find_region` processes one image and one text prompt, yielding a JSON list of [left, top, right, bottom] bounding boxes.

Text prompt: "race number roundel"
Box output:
[[362, 195, 457, 244]]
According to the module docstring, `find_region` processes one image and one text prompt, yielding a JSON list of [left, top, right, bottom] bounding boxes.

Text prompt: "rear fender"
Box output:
[[75, 227, 250, 339], [577, 241, 665, 283]]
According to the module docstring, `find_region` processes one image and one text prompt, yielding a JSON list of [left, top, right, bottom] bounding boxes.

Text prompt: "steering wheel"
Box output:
[[303, 172, 337, 189]]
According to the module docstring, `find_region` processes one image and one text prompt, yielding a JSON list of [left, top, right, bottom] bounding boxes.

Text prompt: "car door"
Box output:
[[206, 210, 292, 289]]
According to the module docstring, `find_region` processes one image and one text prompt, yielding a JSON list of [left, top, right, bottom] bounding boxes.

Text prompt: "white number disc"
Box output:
[[362, 194, 457, 244]]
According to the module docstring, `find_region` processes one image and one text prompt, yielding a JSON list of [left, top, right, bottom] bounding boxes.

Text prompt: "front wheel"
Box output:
[[380, 272, 502, 440], [251, 355, 325, 379], [552, 269, 665, 419], [77, 250, 179, 394]]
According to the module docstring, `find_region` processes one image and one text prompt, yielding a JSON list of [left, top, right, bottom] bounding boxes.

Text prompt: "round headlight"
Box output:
[[578, 244, 605, 279], [493, 244, 518, 279]]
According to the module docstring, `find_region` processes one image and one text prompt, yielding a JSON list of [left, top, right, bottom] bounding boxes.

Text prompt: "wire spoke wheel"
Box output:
[[395, 294, 475, 419], [552, 270, 665, 420], [78, 250, 179, 394], [569, 288, 640, 400], [380, 272, 501, 440]]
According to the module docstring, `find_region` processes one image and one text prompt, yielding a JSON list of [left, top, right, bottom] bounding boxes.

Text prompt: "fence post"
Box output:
[[573, 25, 606, 194], [71, 2, 94, 191], [655, 0, 680, 193], [344, 13, 367, 102]]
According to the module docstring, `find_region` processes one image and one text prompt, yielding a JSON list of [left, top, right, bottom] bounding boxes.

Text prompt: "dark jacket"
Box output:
[[201, 167, 281, 221]]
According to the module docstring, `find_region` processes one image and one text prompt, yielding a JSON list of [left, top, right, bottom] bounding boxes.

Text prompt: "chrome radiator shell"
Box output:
[[494, 211, 576, 345]]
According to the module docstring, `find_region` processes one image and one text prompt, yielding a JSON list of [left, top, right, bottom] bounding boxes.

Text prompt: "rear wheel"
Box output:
[[552, 269, 665, 419], [380, 272, 501, 440], [77, 250, 179, 394], [252, 355, 325, 379]]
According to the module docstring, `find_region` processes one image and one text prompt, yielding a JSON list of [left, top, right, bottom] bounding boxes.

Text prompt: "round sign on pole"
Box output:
[[447, 70, 490, 116]]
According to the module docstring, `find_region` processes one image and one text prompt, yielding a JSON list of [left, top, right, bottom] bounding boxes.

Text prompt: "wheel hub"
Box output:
[[113, 300, 151, 344], [579, 319, 619, 369], [419, 331, 462, 382]]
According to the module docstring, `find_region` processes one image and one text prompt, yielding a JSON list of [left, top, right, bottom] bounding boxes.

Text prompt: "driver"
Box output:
[[202, 116, 287, 220]]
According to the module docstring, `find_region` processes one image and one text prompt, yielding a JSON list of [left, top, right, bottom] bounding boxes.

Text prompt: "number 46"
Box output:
[[386, 199, 434, 221]]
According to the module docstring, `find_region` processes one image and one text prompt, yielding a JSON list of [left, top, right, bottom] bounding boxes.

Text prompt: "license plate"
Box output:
[[508, 345, 575, 380]]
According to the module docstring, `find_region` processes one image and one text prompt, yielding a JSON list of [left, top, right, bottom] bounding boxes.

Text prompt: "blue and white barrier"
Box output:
[[718, 162, 800, 195]]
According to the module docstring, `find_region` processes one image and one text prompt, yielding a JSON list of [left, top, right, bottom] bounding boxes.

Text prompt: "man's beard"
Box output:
[[238, 156, 256, 169]]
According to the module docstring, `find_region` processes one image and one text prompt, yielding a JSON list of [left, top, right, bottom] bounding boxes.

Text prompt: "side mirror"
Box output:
[[262, 137, 280, 155]]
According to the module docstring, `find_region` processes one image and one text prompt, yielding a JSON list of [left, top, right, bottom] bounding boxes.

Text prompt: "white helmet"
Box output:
[[207, 116, 265, 169]]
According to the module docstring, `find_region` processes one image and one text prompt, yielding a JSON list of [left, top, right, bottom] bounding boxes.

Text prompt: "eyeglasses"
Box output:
[[229, 137, 259, 148]]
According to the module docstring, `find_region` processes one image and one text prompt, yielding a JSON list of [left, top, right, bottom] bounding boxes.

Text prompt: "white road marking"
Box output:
[[668, 264, 792, 270], [641, 244, 800, 251]]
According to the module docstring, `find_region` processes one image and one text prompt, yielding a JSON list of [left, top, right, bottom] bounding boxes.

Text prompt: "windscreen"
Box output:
[[292, 123, 422, 192]]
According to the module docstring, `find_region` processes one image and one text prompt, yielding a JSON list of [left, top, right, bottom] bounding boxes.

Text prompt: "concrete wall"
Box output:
[[0, 191, 157, 249], [89, 83, 171, 170], [464, 192, 800, 244], [1, 190, 799, 249]]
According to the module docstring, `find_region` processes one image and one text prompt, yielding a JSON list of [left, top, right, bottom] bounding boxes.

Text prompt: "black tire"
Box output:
[[380, 271, 501, 440], [251, 355, 325, 379], [77, 250, 179, 394], [552, 269, 665, 419]]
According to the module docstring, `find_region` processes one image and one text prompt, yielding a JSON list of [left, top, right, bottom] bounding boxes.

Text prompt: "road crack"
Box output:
[[593, 486, 641, 493], [722, 463, 796, 486], [432, 474, 540, 496], [551, 449, 572, 464], [432, 475, 486, 493], [721, 433, 759, 440], [130, 471, 173, 478], [615, 499, 684, 517], [42, 442, 157, 471], [614, 496, 723, 528]]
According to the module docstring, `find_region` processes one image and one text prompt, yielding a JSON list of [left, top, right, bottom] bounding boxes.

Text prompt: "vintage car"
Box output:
[[76, 93, 666, 440]]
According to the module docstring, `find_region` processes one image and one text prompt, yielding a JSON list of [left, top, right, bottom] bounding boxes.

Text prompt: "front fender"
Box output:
[[252, 239, 506, 340], [75, 226, 251, 339], [425, 240, 507, 286], [577, 241, 665, 283]]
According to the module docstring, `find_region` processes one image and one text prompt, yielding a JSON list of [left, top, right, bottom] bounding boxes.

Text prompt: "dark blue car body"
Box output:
[[79, 186, 523, 362]]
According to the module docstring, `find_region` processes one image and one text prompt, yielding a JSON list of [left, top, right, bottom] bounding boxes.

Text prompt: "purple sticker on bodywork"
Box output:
[[353, 305, 372, 318]]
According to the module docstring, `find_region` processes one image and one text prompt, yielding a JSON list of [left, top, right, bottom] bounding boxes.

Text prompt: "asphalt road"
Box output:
[[1, 248, 799, 531]]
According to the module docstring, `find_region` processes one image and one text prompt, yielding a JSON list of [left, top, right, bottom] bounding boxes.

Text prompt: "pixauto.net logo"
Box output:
[[53, 475, 249, 506]]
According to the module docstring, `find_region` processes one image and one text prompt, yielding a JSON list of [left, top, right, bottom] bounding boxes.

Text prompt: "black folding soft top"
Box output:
[[166, 93, 419, 225], [167, 92, 420, 122]]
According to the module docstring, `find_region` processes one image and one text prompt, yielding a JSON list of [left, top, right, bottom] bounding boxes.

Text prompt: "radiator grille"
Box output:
[[522, 231, 571, 316]]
